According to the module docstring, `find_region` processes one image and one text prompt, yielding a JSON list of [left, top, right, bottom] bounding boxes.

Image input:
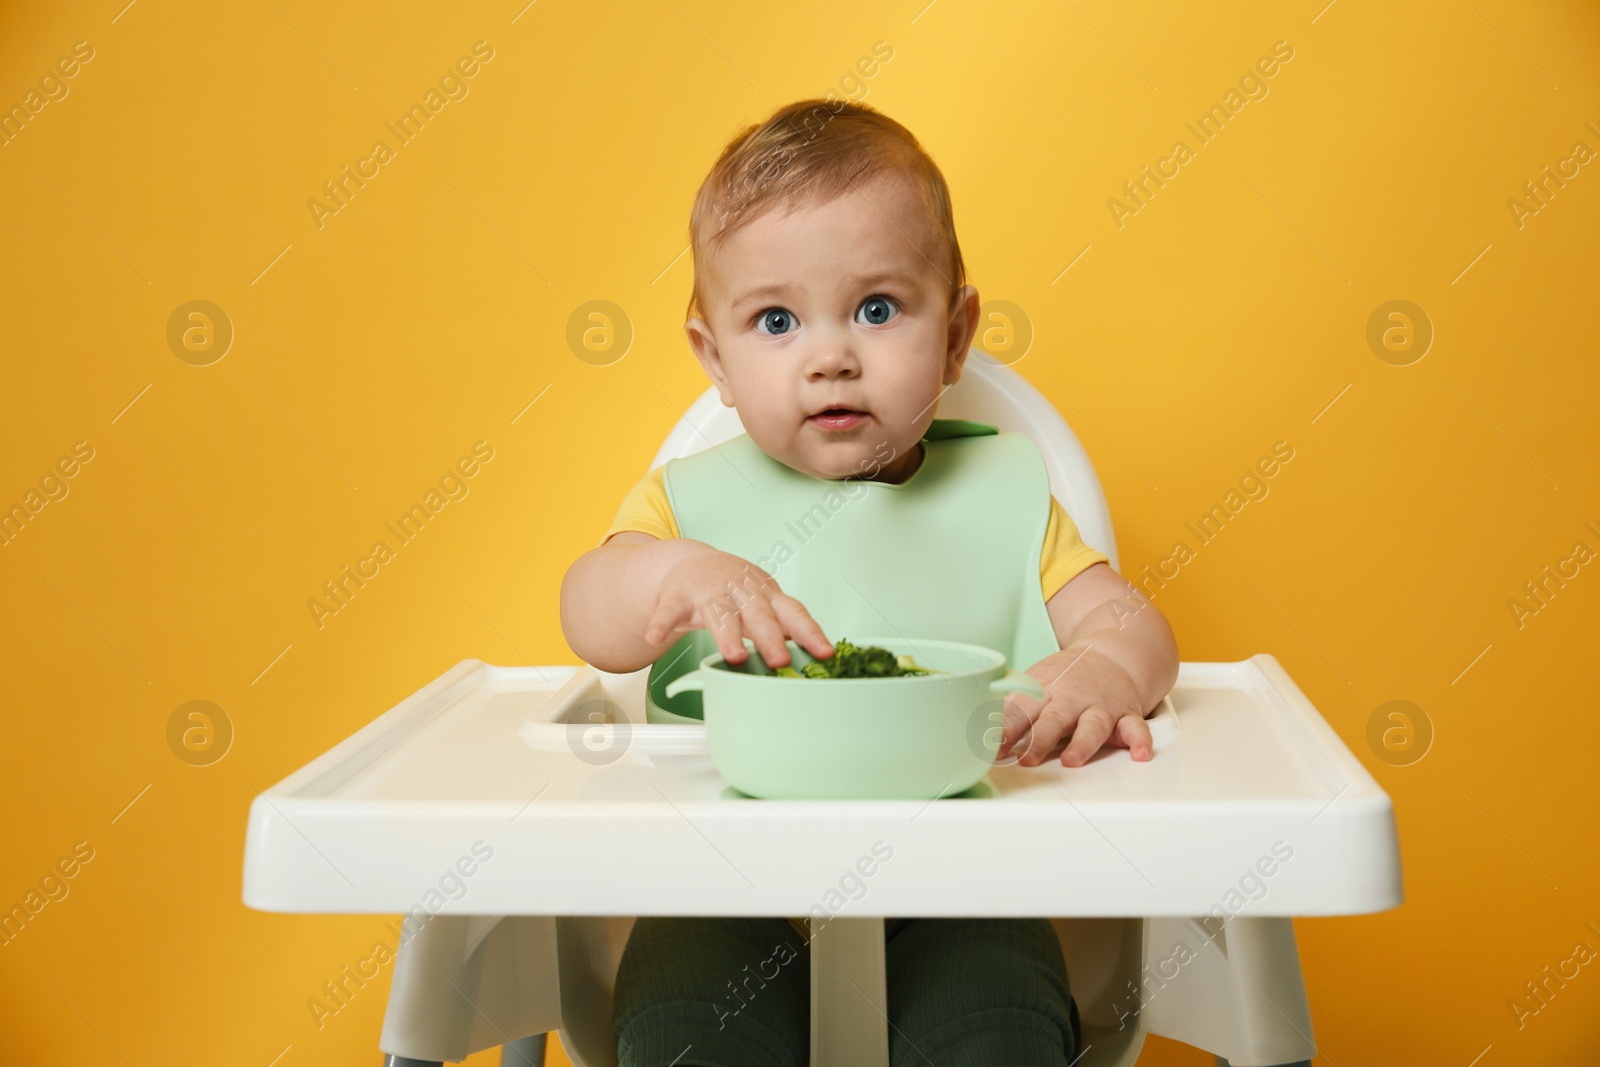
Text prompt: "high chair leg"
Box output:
[[503, 1033, 548, 1065], [1139, 915, 1317, 1067], [379, 915, 563, 1064], [808, 916, 889, 1067]]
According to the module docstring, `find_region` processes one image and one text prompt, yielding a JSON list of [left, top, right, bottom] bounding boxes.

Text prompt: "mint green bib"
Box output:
[[646, 419, 1062, 722]]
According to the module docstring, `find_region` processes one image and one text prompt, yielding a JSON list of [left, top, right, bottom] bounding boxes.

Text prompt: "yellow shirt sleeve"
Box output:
[[1040, 494, 1109, 603], [597, 469, 1106, 604], [597, 465, 678, 547]]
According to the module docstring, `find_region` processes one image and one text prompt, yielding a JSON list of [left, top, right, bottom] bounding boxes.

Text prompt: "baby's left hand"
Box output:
[[997, 645, 1153, 767]]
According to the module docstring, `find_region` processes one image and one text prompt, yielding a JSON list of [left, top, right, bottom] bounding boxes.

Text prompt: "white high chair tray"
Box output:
[[243, 655, 1401, 919]]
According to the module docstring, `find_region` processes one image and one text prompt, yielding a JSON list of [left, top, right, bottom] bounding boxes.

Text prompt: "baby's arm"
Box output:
[[998, 562, 1179, 767], [561, 531, 833, 675]]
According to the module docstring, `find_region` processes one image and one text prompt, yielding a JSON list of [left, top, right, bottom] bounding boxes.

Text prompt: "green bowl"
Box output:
[[664, 636, 1044, 799]]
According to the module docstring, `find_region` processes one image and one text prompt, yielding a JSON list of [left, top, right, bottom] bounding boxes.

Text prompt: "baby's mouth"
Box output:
[[807, 407, 869, 430]]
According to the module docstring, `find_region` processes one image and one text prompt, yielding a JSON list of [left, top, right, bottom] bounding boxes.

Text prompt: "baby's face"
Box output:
[[686, 171, 979, 483]]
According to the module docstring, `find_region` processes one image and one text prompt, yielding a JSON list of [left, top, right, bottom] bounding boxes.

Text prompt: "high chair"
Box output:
[[243, 355, 1402, 1067]]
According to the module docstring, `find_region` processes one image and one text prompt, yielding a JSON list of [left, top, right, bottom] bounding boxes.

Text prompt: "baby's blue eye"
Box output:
[[857, 296, 898, 326], [755, 308, 796, 336]]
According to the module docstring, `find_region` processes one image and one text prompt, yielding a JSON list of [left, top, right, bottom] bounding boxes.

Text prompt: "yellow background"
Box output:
[[2, 0, 1597, 1064]]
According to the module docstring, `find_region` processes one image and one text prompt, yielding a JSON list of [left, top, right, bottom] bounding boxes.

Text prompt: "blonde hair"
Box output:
[[686, 98, 966, 323]]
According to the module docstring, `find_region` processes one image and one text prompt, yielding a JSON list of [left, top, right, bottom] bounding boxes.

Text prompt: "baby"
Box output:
[[561, 98, 1179, 1067]]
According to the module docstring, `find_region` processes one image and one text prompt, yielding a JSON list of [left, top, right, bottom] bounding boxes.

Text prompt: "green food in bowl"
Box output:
[[767, 636, 943, 679]]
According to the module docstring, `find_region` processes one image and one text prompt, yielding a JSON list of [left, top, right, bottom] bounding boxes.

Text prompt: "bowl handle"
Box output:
[[664, 670, 705, 699], [989, 669, 1045, 701]]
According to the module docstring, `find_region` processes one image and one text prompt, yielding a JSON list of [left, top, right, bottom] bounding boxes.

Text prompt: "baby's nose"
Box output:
[[804, 340, 861, 378]]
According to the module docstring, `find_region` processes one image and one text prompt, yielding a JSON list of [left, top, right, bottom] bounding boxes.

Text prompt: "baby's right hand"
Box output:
[[644, 542, 833, 670]]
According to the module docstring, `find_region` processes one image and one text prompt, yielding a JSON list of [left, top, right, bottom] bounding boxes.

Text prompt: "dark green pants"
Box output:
[[613, 917, 1080, 1067]]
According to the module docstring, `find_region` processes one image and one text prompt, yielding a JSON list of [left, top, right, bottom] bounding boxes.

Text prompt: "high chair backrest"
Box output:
[[648, 355, 1121, 571]]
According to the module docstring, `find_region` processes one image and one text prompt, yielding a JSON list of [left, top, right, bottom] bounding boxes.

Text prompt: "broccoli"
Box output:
[[772, 637, 940, 679]]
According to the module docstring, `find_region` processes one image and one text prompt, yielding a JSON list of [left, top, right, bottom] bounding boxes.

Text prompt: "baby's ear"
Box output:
[[944, 285, 980, 380], [685, 317, 735, 405]]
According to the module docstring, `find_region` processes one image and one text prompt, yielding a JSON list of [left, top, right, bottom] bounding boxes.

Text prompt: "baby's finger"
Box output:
[[738, 596, 792, 668], [770, 594, 834, 661], [1019, 697, 1082, 767], [697, 593, 750, 665], [1060, 706, 1116, 768], [644, 596, 689, 647], [996, 693, 1042, 758], [1116, 713, 1155, 762]]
